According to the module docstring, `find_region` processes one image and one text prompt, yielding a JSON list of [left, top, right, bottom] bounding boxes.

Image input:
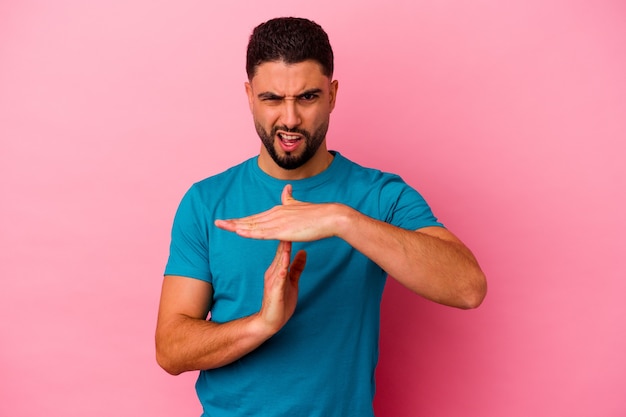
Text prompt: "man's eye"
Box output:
[[260, 96, 282, 105], [299, 93, 318, 101]]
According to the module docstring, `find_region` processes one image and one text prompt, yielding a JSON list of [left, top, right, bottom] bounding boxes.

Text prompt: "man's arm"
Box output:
[[215, 185, 486, 309], [155, 241, 307, 375], [339, 218, 486, 309]]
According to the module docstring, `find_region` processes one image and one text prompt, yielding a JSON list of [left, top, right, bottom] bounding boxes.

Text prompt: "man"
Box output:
[[156, 17, 486, 417]]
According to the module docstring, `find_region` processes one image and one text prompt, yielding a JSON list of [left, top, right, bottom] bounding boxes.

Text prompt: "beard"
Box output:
[[255, 120, 329, 170]]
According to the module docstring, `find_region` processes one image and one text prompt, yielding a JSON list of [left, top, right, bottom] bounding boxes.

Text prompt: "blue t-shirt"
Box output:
[[165, 152, 443, 417]]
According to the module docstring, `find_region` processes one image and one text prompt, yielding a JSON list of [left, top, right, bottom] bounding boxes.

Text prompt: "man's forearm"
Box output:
[[335, 206, 487, 309], [156, 312, 273, 375], [214, 186, 486, 309], [156, 243, 305, 375]]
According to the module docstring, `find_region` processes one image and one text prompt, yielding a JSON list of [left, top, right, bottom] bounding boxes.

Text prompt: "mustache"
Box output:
[[271, 126, 311, 139]]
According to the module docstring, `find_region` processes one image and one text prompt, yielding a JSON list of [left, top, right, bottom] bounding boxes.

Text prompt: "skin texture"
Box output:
[[245, 60, 338, 180], [215, 184, 487, 308], [155, 60, 487, 375]]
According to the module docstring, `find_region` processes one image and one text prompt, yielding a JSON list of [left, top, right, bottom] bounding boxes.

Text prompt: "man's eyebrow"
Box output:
[[297, 88, 322, 97], [257, 88, 323, 100], [257, 92, 283, 100]]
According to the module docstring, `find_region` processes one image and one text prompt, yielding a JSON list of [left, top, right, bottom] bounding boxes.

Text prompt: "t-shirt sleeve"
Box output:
[[379, 174, 444, 231], [164, 185, 212, 282]]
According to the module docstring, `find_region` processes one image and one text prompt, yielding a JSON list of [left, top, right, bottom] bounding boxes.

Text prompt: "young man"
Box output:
[[156, 17, 486, 417]]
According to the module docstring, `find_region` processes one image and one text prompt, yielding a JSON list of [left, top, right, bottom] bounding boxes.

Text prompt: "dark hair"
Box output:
[[246, 17, 334, 80]]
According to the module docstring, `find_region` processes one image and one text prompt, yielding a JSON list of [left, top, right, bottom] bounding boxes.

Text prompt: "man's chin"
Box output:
[[271, 145, 307, 170], [274, 155, 306, 170]]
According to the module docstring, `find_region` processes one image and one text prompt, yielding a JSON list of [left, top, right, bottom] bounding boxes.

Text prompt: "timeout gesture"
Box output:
[[215, 184, 349, 242]]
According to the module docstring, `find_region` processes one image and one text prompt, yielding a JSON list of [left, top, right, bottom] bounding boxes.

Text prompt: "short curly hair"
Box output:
[[246, 17, 334, 80]]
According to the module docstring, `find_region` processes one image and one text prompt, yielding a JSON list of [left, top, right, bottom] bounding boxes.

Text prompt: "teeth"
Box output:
[[280, 133, 299, 141]]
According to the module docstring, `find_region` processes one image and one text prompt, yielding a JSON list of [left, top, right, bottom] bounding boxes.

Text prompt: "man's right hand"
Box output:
[[257, 241, 307, 334], [156, 241, 307, 374]]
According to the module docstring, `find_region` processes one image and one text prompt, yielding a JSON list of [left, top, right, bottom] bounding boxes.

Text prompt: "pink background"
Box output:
[[1, 1, 625, 416]]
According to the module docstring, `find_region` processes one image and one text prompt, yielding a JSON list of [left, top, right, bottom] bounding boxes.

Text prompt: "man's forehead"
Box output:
[[249, 60, 330, 92]]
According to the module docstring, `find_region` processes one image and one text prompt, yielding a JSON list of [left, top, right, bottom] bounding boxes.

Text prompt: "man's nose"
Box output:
[[280, 100, 302, 129]]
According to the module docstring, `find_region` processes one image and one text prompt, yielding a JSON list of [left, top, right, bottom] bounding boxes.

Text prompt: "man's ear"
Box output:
[[244, 82, 254, 113], [329, 79, 339, 113]]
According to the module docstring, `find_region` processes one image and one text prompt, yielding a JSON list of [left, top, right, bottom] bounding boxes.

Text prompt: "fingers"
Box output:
[[289, 250, 307, 284], [214, 219, 236, 232], [214, 216, 267, 236], [267, 243, 306, 287], [259, 242, 304, 333], [215, 184, 297, 231], [215, 185, 308, 240], [214, 207, 280, 234], [270, 241, 291, 276]]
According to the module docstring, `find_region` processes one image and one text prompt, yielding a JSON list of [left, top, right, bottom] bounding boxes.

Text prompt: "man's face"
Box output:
[[245, 60, 338, 178]]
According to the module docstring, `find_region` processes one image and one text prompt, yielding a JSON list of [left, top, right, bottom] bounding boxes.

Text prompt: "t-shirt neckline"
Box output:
[[249, 151, 345, 191]]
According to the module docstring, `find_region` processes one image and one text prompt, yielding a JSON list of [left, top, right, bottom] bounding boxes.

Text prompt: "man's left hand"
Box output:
[[214, 184, 348, 242]]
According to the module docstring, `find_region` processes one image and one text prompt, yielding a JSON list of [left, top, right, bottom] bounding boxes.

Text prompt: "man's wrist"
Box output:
[[332, 203, 358, 239], [248, 312, 280, 342]]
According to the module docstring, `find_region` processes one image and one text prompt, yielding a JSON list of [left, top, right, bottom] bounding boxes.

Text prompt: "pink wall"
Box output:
[[1, 1, 624, 416]]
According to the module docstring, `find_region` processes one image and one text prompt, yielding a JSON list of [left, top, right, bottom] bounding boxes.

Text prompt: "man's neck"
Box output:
[[258, 148, 334, 180]]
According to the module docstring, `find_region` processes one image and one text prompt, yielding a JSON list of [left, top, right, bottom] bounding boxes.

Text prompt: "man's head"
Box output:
[[246, 17, 334, 81], [245, 18, 338, 179]]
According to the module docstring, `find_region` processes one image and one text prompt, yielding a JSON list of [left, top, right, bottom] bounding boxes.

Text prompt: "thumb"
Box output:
[[288, 250, 307, 285], [281, 184, 295, 205]]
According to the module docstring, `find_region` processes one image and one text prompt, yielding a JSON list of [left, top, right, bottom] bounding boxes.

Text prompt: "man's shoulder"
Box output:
[[334, 152, 403, 184], [192, 156, 256, 189], [179, 157, 256, 208]]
